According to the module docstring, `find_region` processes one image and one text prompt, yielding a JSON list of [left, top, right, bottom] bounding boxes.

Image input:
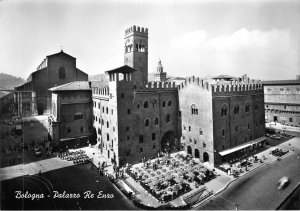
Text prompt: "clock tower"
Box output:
[[124, 25, 148, 83]]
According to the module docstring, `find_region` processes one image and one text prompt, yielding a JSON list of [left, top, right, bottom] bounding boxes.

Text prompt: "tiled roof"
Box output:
[[262, 80, 300, 85], [212, 75, 236, 79], [105, 65, 136, 74], [49, 81, 109, 92], [49, 81, 90, 92], [166, 77, 186, 81]]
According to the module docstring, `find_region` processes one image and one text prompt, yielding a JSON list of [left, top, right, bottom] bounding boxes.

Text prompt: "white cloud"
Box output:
[[207, 28, 291, 52], [168, 28, 295, 80]]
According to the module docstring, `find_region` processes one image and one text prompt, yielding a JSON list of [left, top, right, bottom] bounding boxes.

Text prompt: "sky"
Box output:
[[0, 0, 299, 81]]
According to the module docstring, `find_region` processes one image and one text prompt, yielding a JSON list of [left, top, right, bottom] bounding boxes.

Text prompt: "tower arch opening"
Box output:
[[161, 131, 179, 153]]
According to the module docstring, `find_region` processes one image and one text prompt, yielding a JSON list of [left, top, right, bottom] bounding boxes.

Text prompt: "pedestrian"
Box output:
[[116, 166, 119, 177], [113, 163, 116, 172]]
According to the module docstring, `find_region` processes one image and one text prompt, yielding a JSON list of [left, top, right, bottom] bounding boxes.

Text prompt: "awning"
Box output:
[[246, 136, 267, 145], [219, 136, 267, 156]]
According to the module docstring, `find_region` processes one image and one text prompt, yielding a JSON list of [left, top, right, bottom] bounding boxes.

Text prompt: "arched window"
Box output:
[[234, 104, 240, 114], [144, 101, 148, 108], [98, 128, 101, 135], [107, 121, 109, 128], [221, 105, 228, 116], [106, 107, 108, 114], [245, 104, 250, 113], [154, 117, 159, 125], [191, 104, 198, 115], [59, 66, 66, 79], [168, 100, 172, 106], [166, 114, 170, 123], [145, 119, 150, 127]]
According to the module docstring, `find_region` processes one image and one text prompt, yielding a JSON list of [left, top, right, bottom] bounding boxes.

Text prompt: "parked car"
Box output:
[[277, 176, 289, 190]]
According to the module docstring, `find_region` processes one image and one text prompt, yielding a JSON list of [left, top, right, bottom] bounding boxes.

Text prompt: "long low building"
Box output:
[[263, 76, 300, 127]]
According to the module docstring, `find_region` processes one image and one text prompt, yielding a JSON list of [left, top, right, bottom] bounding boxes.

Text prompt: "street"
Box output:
[[1, 163, 136, 210], [197, 137, 300, 210]]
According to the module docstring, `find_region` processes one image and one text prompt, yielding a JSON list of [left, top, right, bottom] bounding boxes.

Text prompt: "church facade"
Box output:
[[15, 51, 88, 115]]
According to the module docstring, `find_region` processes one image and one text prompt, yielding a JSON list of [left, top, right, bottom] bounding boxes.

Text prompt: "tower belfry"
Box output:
[[124, 25, 148, 83], [154, 58, 167, 82]]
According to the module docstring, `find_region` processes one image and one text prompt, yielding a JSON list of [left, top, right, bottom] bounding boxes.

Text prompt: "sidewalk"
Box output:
[[192, 137, 299, 208], [266, 122, 300, 134]]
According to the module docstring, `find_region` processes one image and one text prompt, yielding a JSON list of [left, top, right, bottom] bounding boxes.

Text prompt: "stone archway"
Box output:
[[187, 146, 192, 155], [203, 152, 209, 162], [161, 131, 179, 153], [195, 149, 200, 158]]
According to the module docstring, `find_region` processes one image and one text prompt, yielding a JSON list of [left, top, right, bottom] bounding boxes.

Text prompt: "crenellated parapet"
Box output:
[[125, 25, 148, 36], [178, 76, 263, 93], [133, 81, 177, 91], [178, 76, 211, 91], [211, 82, 263, 93], [92, 86, 110, 97]]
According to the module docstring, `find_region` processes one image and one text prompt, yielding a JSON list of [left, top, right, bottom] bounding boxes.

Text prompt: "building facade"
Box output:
[[178, 77, 266, 166], [90, 25, 267, 167], [263, 76, 300, 127], [15, 51, 88, 115], [92, 26, 180, 166], [48, 81, 94, 148], [14, 91, 37, 117]]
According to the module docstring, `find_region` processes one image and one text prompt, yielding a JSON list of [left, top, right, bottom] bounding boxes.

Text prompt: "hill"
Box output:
[[0, 73, 25, 89], [89, 74, 108, 82]]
